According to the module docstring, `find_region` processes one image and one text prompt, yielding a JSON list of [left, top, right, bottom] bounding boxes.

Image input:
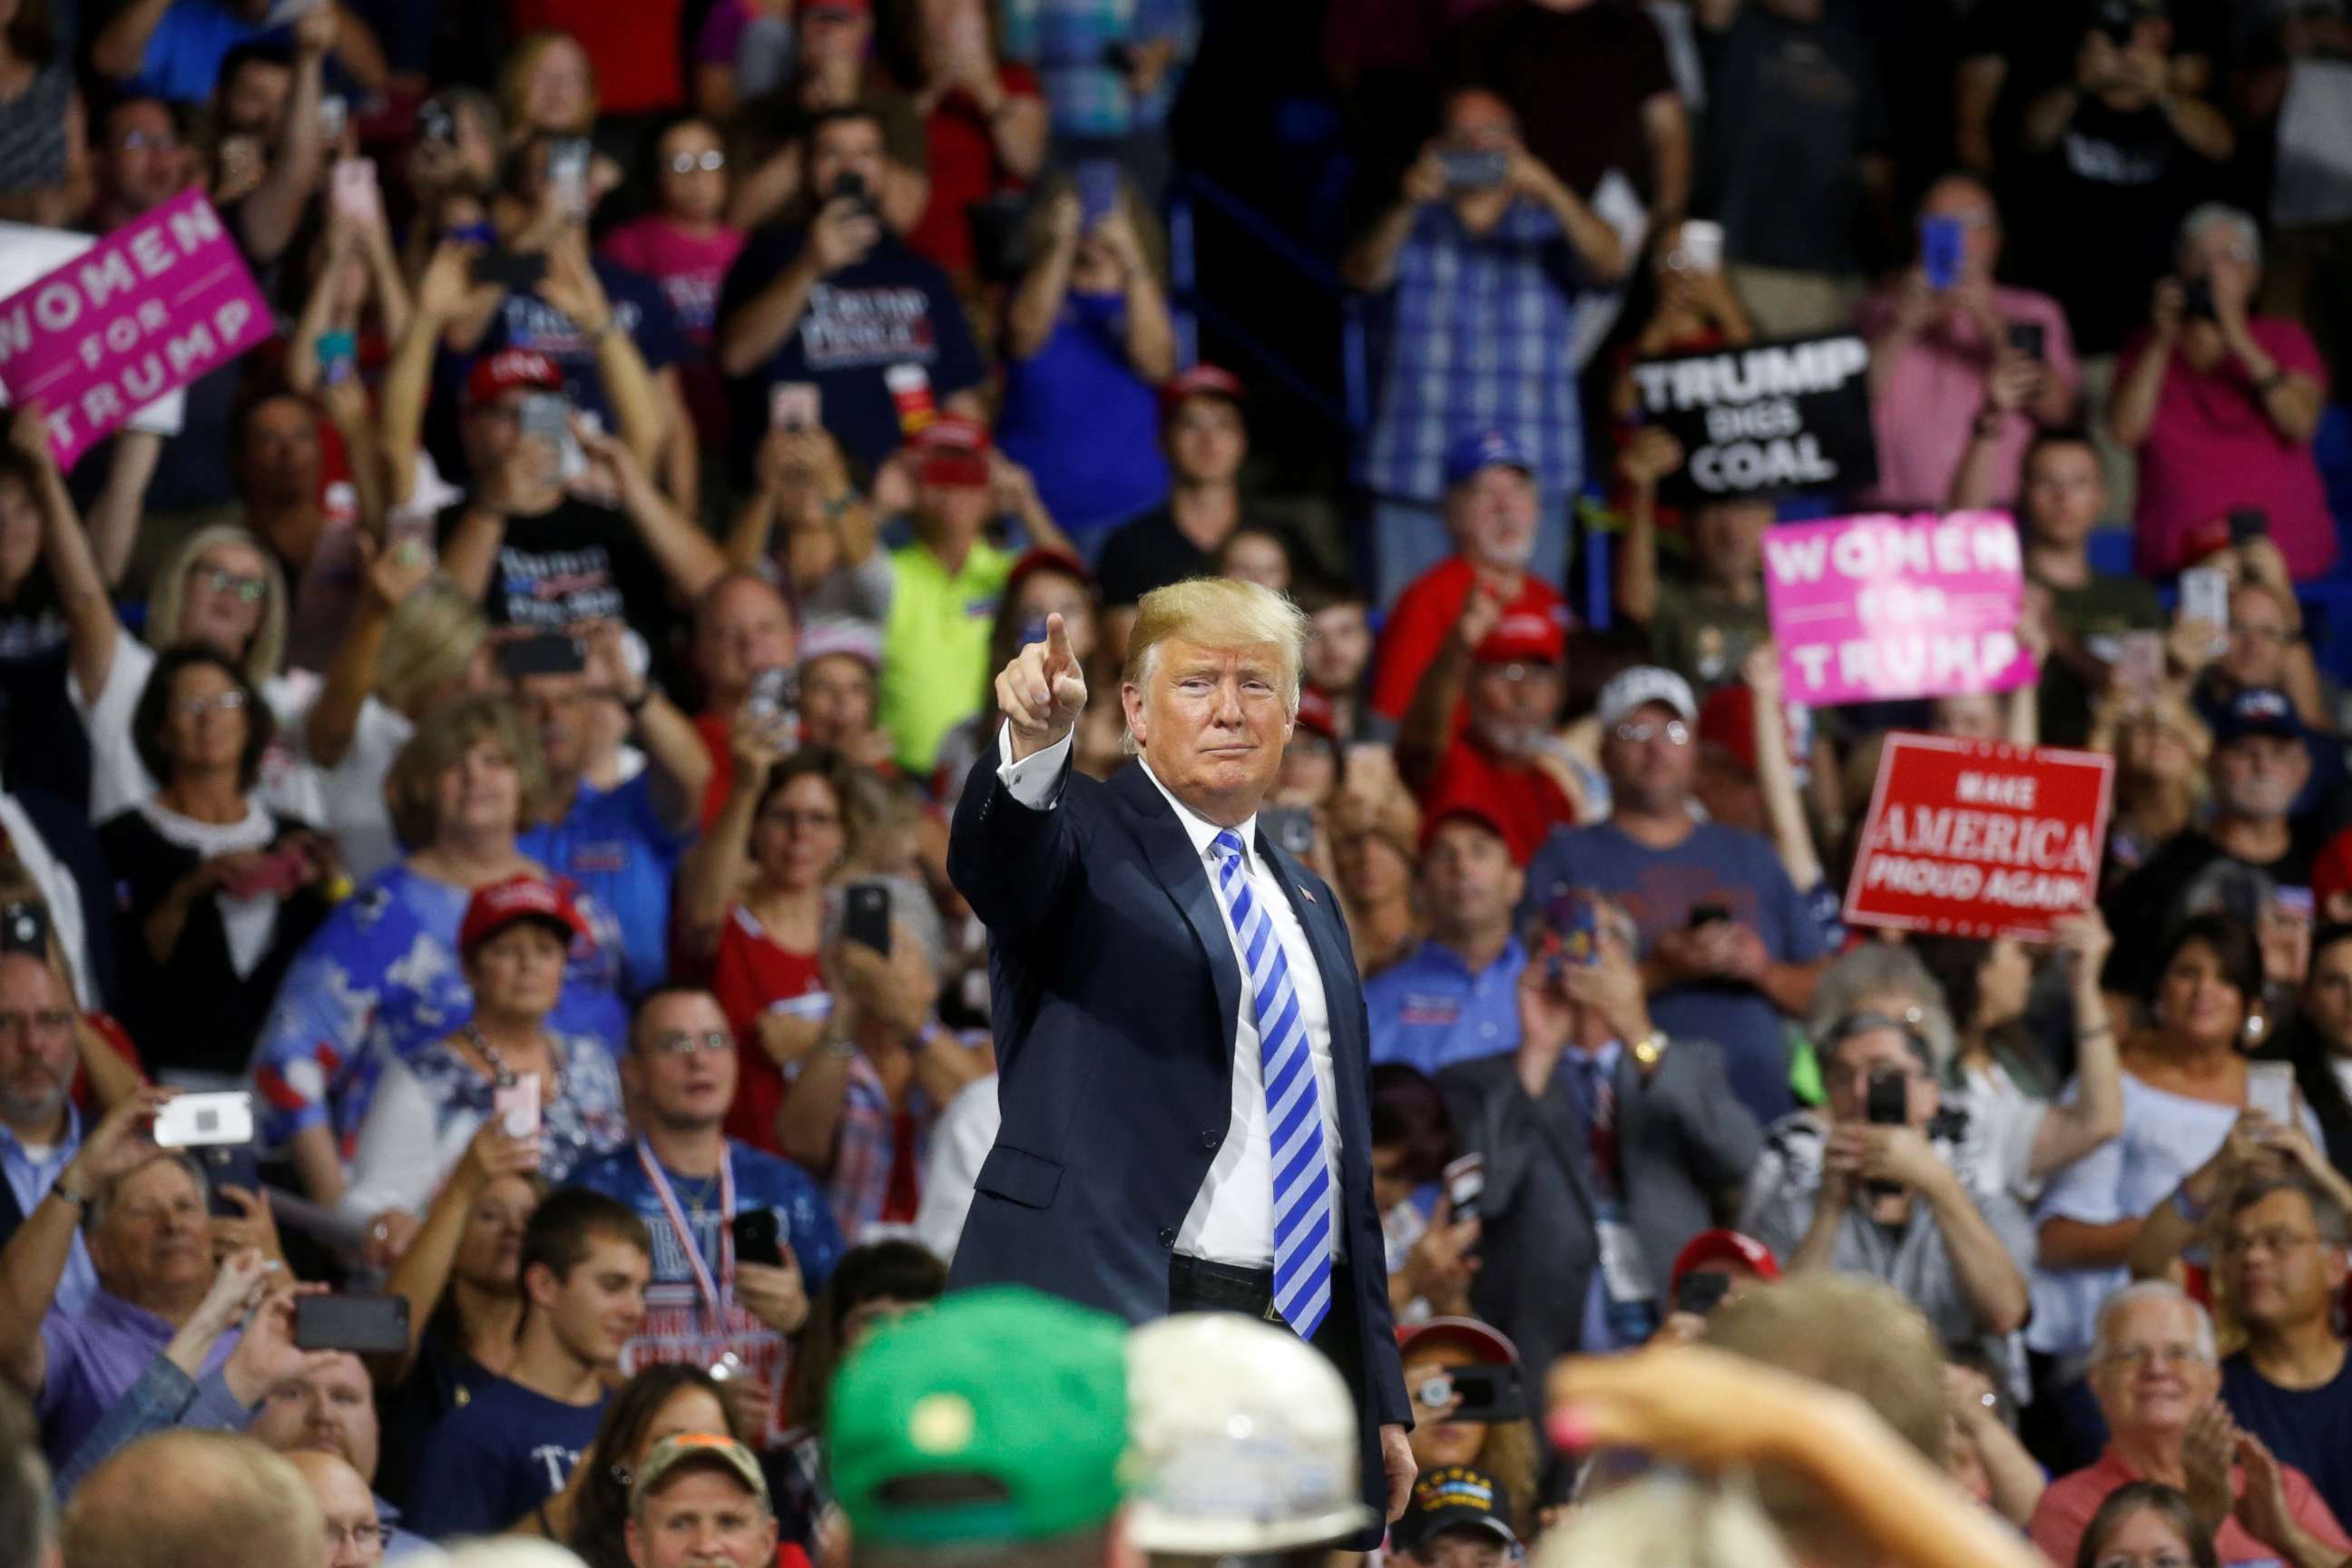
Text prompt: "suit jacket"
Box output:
[[1437, 1040, 1761, 1381], [945, 751, 1409, 1517]]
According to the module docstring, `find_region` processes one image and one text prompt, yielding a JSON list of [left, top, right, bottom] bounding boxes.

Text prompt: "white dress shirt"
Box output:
[[998, 730, 1344, 1269]]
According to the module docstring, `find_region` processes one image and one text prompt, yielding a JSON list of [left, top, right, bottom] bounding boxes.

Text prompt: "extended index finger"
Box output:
[[1044, 612, 1073, 671]]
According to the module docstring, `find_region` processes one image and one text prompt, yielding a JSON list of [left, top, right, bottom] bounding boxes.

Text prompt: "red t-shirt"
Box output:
[[695, 710, 737, 832], [906, 66, 1042, 278], [1420, 739, 1578, 864], [1371, 557, 1571, 720], [711, 906, 828, 1155], [508, 0, 683, 115]]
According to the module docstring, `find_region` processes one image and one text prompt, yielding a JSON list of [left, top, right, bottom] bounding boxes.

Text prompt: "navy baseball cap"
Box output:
[[2216, 687, 2304, 746], [1444, 429, 1534, 488]]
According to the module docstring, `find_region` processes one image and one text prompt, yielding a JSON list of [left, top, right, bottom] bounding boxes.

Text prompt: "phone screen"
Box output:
[[2248, 1061, 2298, 1125], [844, 884, 892, 956]]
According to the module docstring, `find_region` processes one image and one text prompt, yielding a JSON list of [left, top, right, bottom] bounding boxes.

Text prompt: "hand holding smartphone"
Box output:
[[2247, 1061, 2298, 1125], [330, 158, 380, 229]]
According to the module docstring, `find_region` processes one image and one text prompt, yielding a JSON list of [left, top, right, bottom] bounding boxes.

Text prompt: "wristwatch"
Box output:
[[1629, 1030, 1670, 1070]]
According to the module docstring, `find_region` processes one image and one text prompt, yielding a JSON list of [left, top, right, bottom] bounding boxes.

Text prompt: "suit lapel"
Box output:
[[1111, 765, 1240, 1067], [1258, 834, 1359, 1059]]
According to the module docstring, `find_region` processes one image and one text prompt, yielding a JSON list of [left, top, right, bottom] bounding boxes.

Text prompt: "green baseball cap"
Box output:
[[827, 1288, 1131, 1548]]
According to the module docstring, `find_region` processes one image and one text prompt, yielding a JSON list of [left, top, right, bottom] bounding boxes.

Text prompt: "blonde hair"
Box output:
[[377, 579, 488, 717], [149, 524, 288, 682], [1121, 578, 1309, 753], [385, 691, 551, 850], [497, 30, 598, 139]]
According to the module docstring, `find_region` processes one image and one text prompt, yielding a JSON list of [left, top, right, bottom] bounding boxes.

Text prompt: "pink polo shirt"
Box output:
[[1856, 284, 2080, 511], [2030, 1444, 2352, 1568], [2125, 317, 2334, 582]]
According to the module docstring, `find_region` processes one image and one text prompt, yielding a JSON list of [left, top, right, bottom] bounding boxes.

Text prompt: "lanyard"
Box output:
[[634, 1139, 735, 1335]]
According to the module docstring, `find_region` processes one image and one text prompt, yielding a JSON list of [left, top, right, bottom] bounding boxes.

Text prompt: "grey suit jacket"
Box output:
[[1436, 1039, 1762, 1379]]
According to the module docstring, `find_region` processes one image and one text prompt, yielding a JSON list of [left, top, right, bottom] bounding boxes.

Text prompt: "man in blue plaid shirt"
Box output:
[[1346, 89, 1630, 605], [1000, 0, 1197, 201]]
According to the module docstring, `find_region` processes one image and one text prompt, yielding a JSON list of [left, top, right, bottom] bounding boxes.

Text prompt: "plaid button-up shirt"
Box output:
[[1000, 0, 1195, 138], [1363, 199, 1588, 505]]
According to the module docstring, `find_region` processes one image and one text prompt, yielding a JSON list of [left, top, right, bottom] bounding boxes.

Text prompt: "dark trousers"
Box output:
[[1168, 1254, 1386, 1550]]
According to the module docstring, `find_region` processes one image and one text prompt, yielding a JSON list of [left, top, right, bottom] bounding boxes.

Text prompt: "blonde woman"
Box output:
[[2087, 691, 2210, 897], [250, 692, 627, 1206]]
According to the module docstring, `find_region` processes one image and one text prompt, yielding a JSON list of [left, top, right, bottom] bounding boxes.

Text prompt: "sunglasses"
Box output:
[[199, 568, 267, 603]]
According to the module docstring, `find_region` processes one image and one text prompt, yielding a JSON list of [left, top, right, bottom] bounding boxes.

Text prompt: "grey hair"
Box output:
[[2092, 1281, 2218, 1367], [2179, 203, 2261, 272], [1808, 946, 1956, 1073], [85, 1151, 211, 1238]]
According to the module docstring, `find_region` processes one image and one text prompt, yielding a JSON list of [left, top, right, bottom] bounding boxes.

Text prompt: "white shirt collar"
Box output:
[[1134, 757, 1259, 869]]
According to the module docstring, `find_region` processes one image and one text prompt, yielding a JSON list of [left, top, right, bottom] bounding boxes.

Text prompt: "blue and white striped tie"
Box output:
[[1210, 828, 1333, 1338]]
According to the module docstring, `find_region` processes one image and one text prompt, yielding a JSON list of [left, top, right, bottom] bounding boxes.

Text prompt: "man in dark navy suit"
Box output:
[[946, 577, 1414, 1543]]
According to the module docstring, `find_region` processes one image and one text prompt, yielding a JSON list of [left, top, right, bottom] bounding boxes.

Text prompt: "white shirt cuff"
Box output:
[[995, 726, 1073, 809]]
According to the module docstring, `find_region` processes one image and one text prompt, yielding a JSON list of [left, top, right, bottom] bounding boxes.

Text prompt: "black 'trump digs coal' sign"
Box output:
[[1630, 333, 1878, 505]]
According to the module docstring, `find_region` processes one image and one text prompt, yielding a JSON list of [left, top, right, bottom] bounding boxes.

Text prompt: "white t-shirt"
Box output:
[[70, 631, 325, 826]]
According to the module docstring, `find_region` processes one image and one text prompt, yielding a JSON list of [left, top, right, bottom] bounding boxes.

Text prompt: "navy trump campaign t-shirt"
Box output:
[[717, 229, 983, 470], [477, 259, 687, 433], [404, 1375, 608, 1539]]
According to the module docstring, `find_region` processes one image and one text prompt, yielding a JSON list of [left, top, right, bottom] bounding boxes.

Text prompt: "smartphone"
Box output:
[[1866, 1070, 1909, 1127], [769, 382, 820, 432], [1442, 1151, 1485, 1225], [730, 1209, 784, 1269], [152, 1091, 256, 1149], [1687, 902, 1731, 930], [318, 94, 348, 142], [1261, 806, 1315, 858], [746, 665, 799, 722], [1544, 890, 1602, 966], [493, 1073, 542, 1140], [418, 96, 456, 147], [197, 1144, 260, 1219], [2230, 507, 2269, 545], [516, 391, 584, 483], [2116, 630, 2165, 704], [830, 168, 879, 221], [2276, 885, 2316, 924], [471, 250, 548, 290], [329, 158, 377, 226], [229, 845, 309, 901], [1438, 149, 1509, 192], [1921, 214, 1965, 291], [1675, 219, 1723, 273], [2182, 276, 2218, 321], [0, 899, 49, 956], [2248, 1061, 2298, 1125], [546, 136, 592, 218], [294, 1294, 411, 1356], [1439, 1364, 1524, 1424], [315, 328, 357, 387], [2180, 565, 2231, 628], [1675, 1269, 1734, 1317], [1073, 159, 1121, 230], [844, 883, 893, 956], [498, 632, 588, 681], [2005, 320, 2047, 361]]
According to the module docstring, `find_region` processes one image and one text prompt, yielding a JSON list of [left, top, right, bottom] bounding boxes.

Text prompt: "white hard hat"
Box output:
[[1125, 1313, 1374, 1554]]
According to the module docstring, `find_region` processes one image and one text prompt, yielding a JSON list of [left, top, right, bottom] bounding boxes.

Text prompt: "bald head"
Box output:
[[64, 1431, 324, 1568], [285, 1452, 380, 1568]]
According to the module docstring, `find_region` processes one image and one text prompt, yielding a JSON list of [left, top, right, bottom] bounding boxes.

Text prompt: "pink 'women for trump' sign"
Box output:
[[0, 190, 271, 470], [1761, 511, 2038, 706]]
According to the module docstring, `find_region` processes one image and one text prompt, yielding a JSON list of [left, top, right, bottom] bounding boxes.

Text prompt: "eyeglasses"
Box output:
[[761, 809, 841, 833], [666, 150, 726, 173], [199, 568, 267, 602], [2234, 624, 2293, 644], [117, 130, 178, 152], [0, 1008, 74, 1037], [648, 1031, 736, 1058], [323, 1522, 393, 1553], [2219, 1229, 2323, 1259], [172, 691, 249, 718], [1485, 662, 1558, 684], [2100, 1343, 2210, 1370], [1613, 720, 1690, 747]]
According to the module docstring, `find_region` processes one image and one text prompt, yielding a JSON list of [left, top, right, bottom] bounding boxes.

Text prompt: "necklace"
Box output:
[[466, 1020, 543, 1088]]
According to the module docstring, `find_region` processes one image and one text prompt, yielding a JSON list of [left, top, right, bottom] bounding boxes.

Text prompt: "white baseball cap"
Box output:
[[1596, 665, 1699, 730], [1125, 1314, 1374, 1554]]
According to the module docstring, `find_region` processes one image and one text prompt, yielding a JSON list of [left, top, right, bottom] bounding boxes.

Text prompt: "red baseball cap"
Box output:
[[1396, 1316, 1519, 1366], [1420, 797, 1513, 853], [802, 0, 869, 15], [911, 413, 992, 456], [1472, 610, 1565, 667], [1159, 363, 1247, 422], [1293, 685, 1339, 745], [1668, 1230, 1780, 1295], [1004, 545, 1092, 603], [465, 349, 563, 409], [913, 414, 993, 489], [458, 874, 590, 956]]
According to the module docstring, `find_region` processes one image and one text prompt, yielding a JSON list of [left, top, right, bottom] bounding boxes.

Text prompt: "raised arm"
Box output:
[[584, 617, 711, 834], [1741, 644, 1824, 894], [2108, 282, 2181, 450], [718, 199, 878, 377], [239, 5, 336, 266], [675, 716, 784, 964], [1396, 589, 1499, 791], [2026, 912, 2124, 1178], [1004, 191, 1079, 363], [1612, 427, 1684, 627], [89, 0, 173, 80], [575, 420, 725, 601], [306, 537, 432, 768], [85, 429, 160, 589], [381, 1119, 538, 1382], [1341, 149, 1442, 293], [945, 613, 1090, 938], [539, 235, 665, 471], [8, 407, 121, 704]]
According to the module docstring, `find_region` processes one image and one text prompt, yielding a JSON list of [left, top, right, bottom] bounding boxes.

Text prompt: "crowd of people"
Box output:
[[0, 0, 2351, 1563]]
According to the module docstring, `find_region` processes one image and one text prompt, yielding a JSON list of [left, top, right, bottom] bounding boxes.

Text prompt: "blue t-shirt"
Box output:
[[2221, 1351, 2352, 1529], [518, 774, 689, 999], [993, 291, 1169, 542], [566, 1141, 845, 1297], [122, 0, 268, 103], [405, 1377, 607, 1540], [716, 230, 984, 471], [1520, 820, 1825, 1123], [473, 260, 686, 435], [1365, 937, 1527, 1076]]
